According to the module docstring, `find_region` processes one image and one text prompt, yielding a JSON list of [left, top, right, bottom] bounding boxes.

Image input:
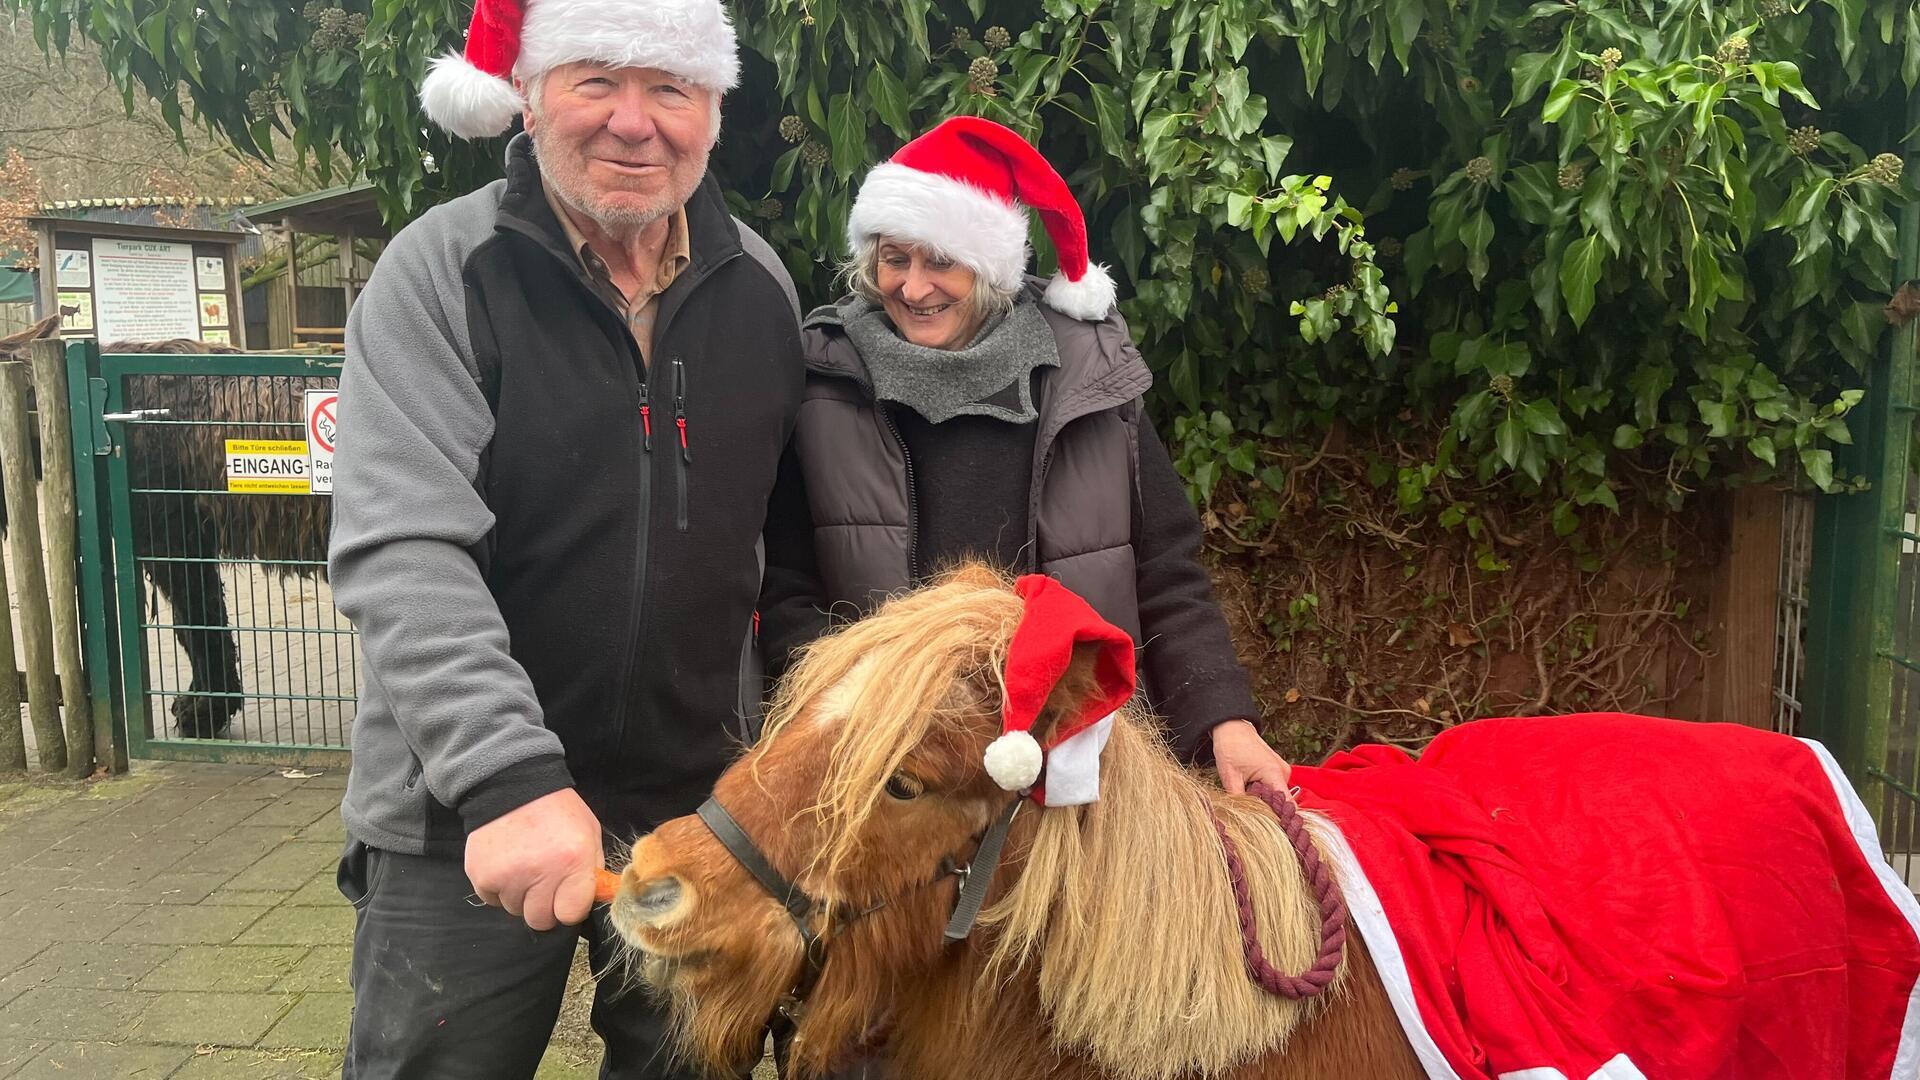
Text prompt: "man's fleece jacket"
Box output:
[[332, 134, 809, 855]]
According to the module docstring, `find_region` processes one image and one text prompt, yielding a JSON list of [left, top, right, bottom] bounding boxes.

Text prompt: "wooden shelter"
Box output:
[[242, 183, 390, 349]]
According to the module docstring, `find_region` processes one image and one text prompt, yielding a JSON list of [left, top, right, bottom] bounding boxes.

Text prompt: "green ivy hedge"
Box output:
[[13, 0, 1913, 527]]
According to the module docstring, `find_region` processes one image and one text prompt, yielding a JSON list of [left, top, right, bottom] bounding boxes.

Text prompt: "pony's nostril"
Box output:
[[635, 876, 683, 917]]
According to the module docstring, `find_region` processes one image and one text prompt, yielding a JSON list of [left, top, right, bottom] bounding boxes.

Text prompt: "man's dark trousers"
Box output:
[[338, 840, 746, 1080]]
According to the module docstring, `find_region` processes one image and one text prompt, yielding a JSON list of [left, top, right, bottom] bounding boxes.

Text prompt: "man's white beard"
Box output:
[[532, 133, 709, 242]]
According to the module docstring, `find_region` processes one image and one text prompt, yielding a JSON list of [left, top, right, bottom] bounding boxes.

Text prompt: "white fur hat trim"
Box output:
[[847, 163, 1031, 294], [514, 0, 741, 92]]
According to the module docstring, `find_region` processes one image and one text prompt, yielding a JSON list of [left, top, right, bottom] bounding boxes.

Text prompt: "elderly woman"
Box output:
[[758, 116, 1288, 794]]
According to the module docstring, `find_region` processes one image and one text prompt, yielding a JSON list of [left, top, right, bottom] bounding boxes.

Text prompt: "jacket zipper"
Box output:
[[672, 358, 691, 532], [876, 403, 920, 581], [501, 199, 758, 784], [1026, 445, 1056, 573], [639, 380, 653, 452]]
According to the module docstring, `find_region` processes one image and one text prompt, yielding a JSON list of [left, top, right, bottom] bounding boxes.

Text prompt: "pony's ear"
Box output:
[[1030, 642, 1110, 744]]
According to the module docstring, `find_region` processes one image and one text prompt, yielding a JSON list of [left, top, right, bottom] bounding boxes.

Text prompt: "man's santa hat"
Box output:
[[419, 0, 740, 139], [984, 576, 1136, 806], [847, 117, 1119, 321]]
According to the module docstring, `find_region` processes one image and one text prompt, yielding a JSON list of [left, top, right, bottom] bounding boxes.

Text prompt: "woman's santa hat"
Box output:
[[420, 0, 740, 139], [984, 575, 1137, 805], [847, 117, 1119, 321]]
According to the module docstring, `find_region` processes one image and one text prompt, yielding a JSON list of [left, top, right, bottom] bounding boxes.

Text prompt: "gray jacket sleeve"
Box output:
[[330, 201, 572, 832]]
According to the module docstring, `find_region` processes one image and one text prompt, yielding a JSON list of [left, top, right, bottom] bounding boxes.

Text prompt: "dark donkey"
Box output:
[[0, 318, 332, 738]]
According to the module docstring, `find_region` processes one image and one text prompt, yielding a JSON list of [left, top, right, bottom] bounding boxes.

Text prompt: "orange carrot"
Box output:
[[594, 867, 622, 905]]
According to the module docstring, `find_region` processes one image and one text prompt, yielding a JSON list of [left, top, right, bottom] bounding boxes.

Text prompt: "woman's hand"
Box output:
[[1211, 719, 1292, 795]]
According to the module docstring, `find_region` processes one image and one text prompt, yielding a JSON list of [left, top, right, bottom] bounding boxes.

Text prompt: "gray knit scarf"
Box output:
[[837, 293, 1060, 424]]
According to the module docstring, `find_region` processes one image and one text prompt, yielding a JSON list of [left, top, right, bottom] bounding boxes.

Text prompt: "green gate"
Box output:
[[70, 341, 353, 768], [1802, 105, 1919, 881]]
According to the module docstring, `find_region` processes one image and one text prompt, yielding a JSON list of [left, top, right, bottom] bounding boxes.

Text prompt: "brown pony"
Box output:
[[609, 565, 1425, 1079]]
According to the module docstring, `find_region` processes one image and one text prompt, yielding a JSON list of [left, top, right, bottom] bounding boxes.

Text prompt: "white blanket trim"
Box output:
[[1798, 737, 1920, 1080]]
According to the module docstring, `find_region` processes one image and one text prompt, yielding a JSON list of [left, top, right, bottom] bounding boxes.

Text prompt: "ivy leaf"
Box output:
[[1260, 134, 1294, 182], [1579, 170, 1620, 253], [1551, 500, 1579, 536], [1462, 209, 1494, 287], [1508, 47, 1569, 112], [1495, 414, 1524, 467], [826, 92, 866, 179], [866, 66, 911, 139], [1541, 78, 1581, 122], [1748, 437, 1777, 467], [1825, 0, 1862, 70], [1454, 388, 1495, 432], [1520, 399, 1566, 436], [1090, 82, 1129, 158], [1226, 192, 1254, 228], [1387, 0, 1424, 69], [1504, 162, 1560, 226], [1404, 228, 1436, 293], [770, 146, 801, 191], [1139, 108, 1185, 179], [1577, 484, 1620, 512], [1697, 399, 1735, 438], [1429, 192, 1468, 248], [1559, 234, 1606, 327], [1800, 447, 1835, 491], [1613, 424, 1644, 449], [1906, 4, 1920, 89]]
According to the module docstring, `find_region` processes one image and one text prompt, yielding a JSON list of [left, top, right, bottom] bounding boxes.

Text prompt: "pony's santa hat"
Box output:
[[847, 117, 1119, 321], [985, 575, 1136, 806], [420, 0, 740, 139]]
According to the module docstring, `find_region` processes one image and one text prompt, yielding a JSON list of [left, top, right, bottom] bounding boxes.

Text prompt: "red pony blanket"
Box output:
[[1292, 714, 1920, 1080]]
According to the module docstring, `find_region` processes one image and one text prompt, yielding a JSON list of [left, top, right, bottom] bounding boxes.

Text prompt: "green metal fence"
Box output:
[[71, 341, 352, 767], [1803, 109, 1920, 881]]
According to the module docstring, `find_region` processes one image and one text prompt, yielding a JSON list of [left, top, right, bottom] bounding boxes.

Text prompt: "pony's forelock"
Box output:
[[758, 567, 1023, 886]]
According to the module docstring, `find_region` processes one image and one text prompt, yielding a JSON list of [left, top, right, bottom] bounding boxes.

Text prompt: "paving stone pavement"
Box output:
[[0, 762, 601, 1079]]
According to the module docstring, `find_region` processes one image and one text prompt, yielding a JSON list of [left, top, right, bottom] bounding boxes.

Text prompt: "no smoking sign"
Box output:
[[306, 389, 338, 494]]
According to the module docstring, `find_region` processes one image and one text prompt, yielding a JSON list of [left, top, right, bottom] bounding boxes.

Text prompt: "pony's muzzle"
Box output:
[[620, 874, 689, 927]]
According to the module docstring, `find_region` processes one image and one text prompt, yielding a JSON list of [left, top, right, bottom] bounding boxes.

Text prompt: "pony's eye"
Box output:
[[884, 772, 924, 800]]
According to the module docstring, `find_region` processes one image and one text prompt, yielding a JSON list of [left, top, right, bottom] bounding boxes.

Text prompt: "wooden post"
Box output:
[[28, 340, 92, 777], [339, 226, 357, 312], [0, 362, 63, 770], [287, 226, 301, 345], [1703, 486, 1786, 727], [0, 501, 21, 773]]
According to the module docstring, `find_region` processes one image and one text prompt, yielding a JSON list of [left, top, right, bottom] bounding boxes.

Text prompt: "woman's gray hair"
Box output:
[[838, 236, 1019, 318]]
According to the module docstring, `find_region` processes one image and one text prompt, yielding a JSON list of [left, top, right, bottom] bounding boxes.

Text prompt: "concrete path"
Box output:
[[0, 762, 598, 1079]]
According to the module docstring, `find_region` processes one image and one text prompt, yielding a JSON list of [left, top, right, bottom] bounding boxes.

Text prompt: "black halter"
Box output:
[[694, 795, 1023, 1018]]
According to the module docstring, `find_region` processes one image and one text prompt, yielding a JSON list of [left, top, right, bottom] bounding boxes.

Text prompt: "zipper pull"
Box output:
[[639, 381, 652, 452], [673, 359, 691, 463]]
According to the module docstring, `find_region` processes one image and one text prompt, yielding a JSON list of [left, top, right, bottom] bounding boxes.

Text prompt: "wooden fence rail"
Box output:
[[0, 341, 93, 776]]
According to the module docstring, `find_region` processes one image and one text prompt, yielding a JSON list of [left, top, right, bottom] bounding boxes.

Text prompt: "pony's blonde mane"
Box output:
[[977, 710, 1338, 1078], [764, 567, 1340, 1079]]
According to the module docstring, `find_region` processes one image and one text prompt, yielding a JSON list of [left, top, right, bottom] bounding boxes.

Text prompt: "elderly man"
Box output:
[[329, 0, 813, 1075]]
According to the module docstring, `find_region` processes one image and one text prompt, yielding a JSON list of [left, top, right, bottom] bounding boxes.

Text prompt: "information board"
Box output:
[[92, 238, 200, 342]]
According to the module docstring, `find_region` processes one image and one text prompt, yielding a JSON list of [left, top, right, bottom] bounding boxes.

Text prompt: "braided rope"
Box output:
[[1208, 780, 1349, 998]]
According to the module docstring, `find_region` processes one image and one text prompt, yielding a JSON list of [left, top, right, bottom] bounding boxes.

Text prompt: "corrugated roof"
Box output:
[[38, 195, 261, 211], [243, 181, 374, 219]]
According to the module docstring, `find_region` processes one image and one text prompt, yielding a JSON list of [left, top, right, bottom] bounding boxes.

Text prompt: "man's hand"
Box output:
[[1211, 719, 1292, 795], [465, 788, 603, 931]]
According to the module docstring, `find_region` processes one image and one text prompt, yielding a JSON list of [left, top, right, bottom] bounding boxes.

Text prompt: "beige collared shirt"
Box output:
[[544, 186, 691, 366]]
